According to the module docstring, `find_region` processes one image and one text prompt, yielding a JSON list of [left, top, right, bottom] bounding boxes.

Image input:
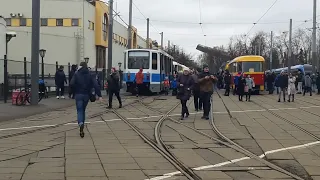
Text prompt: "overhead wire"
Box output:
[[131, 1, 160, 34], [245, 0, 278, 38]]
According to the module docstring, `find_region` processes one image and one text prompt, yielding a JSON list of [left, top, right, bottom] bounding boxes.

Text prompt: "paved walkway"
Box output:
[[0, 92, 320, 179]]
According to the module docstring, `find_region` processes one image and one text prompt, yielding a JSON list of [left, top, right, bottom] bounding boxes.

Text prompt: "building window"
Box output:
[[103, 13, 108, 41], [56, 19, 63, 26], [92, 22, 94, 30], [72, 19, 79, 26], [88, 20, 91, 29], [20, 18, 26, 26], [41, 18, 48, 26], [5, 18, 11, 26]]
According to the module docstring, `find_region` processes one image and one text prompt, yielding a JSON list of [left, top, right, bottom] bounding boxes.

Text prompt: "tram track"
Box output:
[[252, 95, 320, 142], [213, 91, 305, 180], [137, 95, 303, 179], [112, 96, 201, 180]]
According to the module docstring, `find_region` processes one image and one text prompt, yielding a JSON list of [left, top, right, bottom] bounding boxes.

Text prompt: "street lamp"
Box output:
[[118, 62, 122, 69], [84, 57, 89, 63], [39, 49, 46, 80]]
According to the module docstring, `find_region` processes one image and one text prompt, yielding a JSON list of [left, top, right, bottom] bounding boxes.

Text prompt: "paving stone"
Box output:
[[66, 169, 106, 177], [0, 168, 25, 174], [22, 172, 64, 180], [100, 157, 136, 164], [66, 177, 108, 180], [105, 170, 147, 179], [103, 163, 141, 170], [249, 170, 290, 178], [0, 173, 22, 180], [195, 170, 232, 179]]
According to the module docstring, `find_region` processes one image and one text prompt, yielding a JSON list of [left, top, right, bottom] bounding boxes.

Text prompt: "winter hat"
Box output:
[[202, 64, 209, 69]]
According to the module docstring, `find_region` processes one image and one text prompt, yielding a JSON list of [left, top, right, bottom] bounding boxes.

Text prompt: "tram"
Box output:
[[123, 48, 174, 94], [225, 55, 265, 93], [271, 64, 313, 75], [173, 61, 189, 74]]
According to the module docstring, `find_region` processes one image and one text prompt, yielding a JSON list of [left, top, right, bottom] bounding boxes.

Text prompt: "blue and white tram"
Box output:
[[123, 49, 174, 93], [271, 64, 313, 75], [173, 61, 190, 74]]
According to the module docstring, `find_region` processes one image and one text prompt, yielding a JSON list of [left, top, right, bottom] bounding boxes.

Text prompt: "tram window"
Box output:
[[152, 53, 158, 70], [242, 62, 262, 72], [128, 51, 150, 69]]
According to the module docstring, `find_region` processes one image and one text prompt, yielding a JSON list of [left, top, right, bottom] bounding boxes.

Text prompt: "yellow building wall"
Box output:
[[131, 26, 137, 49], [95, 1, 109, 47]]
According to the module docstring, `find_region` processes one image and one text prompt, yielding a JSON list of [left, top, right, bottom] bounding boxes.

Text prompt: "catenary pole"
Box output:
[[107, 0, 114, 76], [312, 0, 317, 73], [127, 0, 133, 49], [146, 18, 149, 48], [270, 31, 273, 70], [288, 19, 293, 73], [30, 0, 40, 105]]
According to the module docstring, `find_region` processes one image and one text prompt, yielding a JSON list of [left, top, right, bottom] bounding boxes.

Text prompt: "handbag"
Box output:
[[89, 91, 96, 102]]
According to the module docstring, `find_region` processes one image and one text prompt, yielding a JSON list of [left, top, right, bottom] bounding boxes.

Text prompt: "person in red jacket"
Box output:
[[135, 68, 144, 97]]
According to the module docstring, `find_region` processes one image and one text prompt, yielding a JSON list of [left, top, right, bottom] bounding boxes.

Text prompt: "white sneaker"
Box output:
[[56, 96, 60, 99], [61, 96, 65, 99]]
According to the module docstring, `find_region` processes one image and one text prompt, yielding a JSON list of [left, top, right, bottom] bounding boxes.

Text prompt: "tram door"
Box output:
[[160, 53, 164, 91]]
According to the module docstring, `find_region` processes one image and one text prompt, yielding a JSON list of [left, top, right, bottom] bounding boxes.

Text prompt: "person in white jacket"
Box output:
[[287, 73, 296, 102]]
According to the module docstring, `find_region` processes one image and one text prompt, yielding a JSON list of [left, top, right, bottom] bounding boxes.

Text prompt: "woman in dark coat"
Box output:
[[237, 75, 246, 101], [177, 69, 194, 120]]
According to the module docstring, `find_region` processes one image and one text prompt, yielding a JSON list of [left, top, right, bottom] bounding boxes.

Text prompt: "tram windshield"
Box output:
[[128, 51, 150, 69], [241, 62, 263, 72]]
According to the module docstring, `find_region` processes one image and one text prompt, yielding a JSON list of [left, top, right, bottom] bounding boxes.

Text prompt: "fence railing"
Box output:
[[0, 55, 122, 103]]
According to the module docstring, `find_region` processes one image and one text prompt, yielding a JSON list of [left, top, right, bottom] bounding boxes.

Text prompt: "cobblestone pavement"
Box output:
[[0, 92, 319, 180]]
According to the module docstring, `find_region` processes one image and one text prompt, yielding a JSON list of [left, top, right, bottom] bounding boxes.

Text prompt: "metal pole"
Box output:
[[3, 55, 7, 103], [160, 32, 163, 49], [107, 0, 114, 76], [41, 57, 44, 81], [254, 46, 257, 55], [270, 31, 273, 70], [288, 19, 293, 73], [168, 40, 170, 49], [258, 40, 261, 56], [31, 0, 40, 105], [24, 57, 27, 91], [127, 0, 133, 49], [312, 0, 317, 72], [146, 18, 149, 49]]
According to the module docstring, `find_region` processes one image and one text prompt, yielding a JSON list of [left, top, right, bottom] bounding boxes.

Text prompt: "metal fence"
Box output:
[[0, 55, 122, 103], [0, 55, 71, 103]]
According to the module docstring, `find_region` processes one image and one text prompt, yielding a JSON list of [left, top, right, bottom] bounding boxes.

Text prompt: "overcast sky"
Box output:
[[111, 0, 316, 58]]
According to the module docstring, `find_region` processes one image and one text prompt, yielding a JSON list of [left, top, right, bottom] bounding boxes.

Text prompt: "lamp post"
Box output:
[[84, 57, 89, 63], [39, 49, 46, 80], [118, 62, 123, 89]]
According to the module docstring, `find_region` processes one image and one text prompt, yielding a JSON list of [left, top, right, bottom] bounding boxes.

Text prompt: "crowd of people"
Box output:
[[265, 71, 320, 102], [55, 60, 320, 138]]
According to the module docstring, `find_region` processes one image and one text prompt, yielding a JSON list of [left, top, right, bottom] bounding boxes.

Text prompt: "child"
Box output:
[[163, 76, 170, 95], [171, 77, 178, 96]]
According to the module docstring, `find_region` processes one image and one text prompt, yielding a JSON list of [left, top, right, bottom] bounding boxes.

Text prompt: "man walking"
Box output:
[[224, 70, 231, 96], [198, 65, 216, 120], [55, 65, 67, 99], [191, 69, 202, 111], [107, 68, 122, 109]]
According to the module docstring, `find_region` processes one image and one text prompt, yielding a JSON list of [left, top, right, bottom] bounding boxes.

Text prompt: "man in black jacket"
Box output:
[[107, 68, 122, 109], [55, 66, 67, 99], [278, 71, 288, 102], [224, 70, 231, 96]]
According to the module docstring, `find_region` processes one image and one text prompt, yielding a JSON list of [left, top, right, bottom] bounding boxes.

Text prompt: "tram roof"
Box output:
[[228, 55, 265, 64], [125, 48, 174, 59]]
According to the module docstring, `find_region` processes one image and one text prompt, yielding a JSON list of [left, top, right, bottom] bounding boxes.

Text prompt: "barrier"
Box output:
[[11, 89, 25, 105]]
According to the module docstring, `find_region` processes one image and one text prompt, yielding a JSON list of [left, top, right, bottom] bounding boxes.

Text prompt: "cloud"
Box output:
[[114, 0, 316, 58]]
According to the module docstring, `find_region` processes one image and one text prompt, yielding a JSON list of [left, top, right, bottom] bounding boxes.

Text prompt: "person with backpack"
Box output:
[[70, 62, 102, 138]]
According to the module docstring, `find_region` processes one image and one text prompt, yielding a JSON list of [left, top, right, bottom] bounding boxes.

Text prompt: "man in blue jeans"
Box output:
[[70, 62, 102, 138]]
